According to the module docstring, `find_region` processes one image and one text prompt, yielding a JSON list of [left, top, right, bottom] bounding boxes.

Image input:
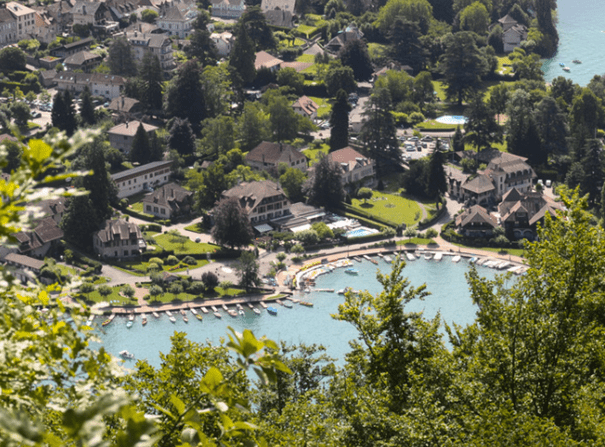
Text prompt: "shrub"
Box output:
[[168, 283, 183, 295], [268, 267, 276, 278], [381, 227, 396, 238], [182, 255, 196, 265], [187, 281, 205, 295], [425, 228, 438, 238], [296, 229, 320, 246], [122, 284, 135, 299], [292, 256, 303, 263], [165, 255, 179, 266], [219, 280, 233, 289], [147, 262, 160, 272], [149, 257, 164, 266], [291, 244, 305, 254], [276, 252, 287, 261]]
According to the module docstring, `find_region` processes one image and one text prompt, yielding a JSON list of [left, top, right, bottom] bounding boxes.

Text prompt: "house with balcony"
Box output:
[[210, 31, 233, 57], [0, 8, 17, 45], [110, 160, 173, 198], [93, 218, 146, 259], [455, 204, 498, 238], [142, 182, 193, 219], [126, 30, 175, 72], [292, 95, 318, 120], [157, 0, 197, 38], [220, 180, 291, 230], [2, 253, 45, 285], [64, 50, 102, 72], [55, 71, 125, 99], [246, 141, 307, 173], [71, 1, 110, 26], [327, 146, 375, 188], [495, 14, 528, 53]]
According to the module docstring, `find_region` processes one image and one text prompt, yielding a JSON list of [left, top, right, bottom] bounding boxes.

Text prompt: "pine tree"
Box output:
[[60, 195, 101, 250], [329, 89, 351, 151], [228, 25, 256, 86], [51, 91, 66, 131], [211, 197, 254, 249], [62, 90, 77, 136], [108, 37, 137, 76], [168, 118, 196, 156], [79, 86, 95, 125], [130, 123, 152, 164], [139, 53, 163, 112], [306, 153, 345, 209], [164, 61, 205, 133], [425, 148, 447, 200]]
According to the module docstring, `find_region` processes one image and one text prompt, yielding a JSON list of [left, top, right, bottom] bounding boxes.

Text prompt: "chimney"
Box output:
[[125, 122, 128, 128], [121, 96, 124, 107]]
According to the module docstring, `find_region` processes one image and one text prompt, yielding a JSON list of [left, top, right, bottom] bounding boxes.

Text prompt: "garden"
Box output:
[[350, 190, 424, 227]]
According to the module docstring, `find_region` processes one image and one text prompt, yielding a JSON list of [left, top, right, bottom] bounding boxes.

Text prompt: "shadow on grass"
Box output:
[[360, 203, 374, 209]]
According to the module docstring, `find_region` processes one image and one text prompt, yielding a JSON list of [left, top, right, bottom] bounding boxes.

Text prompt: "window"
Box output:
[[154, 206, 158, 213], [146, 205, 151, 211], [128, 180, 131, 184]]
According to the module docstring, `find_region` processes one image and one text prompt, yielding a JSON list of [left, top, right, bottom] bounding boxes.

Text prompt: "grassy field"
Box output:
[[303, 143, 329, 165], [396, 237, 437, 246], [118, 259, 210, 275], [183, 223, 206, 233], [309, 96, 331, 119], [351, 191, 423, 226], [152, 234, 221, 255], [76, 286, 137, 306], [297, 24, 318, 38], [145, 286, 245, 304], [296, 54, 315, 63], [496, 56, 514, 75], [416, 120, 459, 131], [433, 80, 448, 102]]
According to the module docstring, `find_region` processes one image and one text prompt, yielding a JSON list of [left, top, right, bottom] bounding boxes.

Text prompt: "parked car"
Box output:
[[421, 136, 433, 142], [32, 112, 42, 118], [545, 179, 552, 187]]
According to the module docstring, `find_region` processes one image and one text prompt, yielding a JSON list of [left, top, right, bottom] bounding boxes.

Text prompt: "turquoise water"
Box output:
[[345, 227, 378, 238], [96, 257, 503, 367], [436, 116, 468, 125], [542, 0, 605, 86]]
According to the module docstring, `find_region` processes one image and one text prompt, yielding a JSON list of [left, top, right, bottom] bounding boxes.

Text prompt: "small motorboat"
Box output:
[[141, 314, 148, 326], [304, 288, 311, 293], [181, 311, 189, 323], [434, 253, 443, 261], [345, 268, 359, 275], [452, 255, 461, 263], [190, 308, 198, 315], [211, 306, 218, 312], [119, 350, 134, 359], [276, 300, 284, 306], [228, 309, 238, 318], [169, 316, 176, 323], [300, 301, 314, 307], [559, 62, 566, 67], [354, 256, 363, 262], [152, 311, 161, 319], [283, 301, 293, 308], [200, 307, 209, 314], [128, 314, 135, 322], [247, 303, 254, 309], [267, 306, 278, 315], [165, 310, 173, 317], [424, 253, 432, 260], [383, 255, 392, 262], [572, 59, 582, 64], [195, 314, 203, 321], [406, 253, 416, 261], [236, 304, 243, 310], [238, 309, 245, 315], [222, 304, 229, 312], [214, 312, 222, 319], [563, 66, 571, 72], [253, 308, 261, 315]]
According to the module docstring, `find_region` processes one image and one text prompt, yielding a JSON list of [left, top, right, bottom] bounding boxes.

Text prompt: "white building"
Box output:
[[210, 31, 233, 57], [157, 1, 197, 39], [93, 218, 146, 258], [107, 120, 158, 153], [327, 146, 375, 187], [110, 160, 173, 199], [126, 30, 175, 72]]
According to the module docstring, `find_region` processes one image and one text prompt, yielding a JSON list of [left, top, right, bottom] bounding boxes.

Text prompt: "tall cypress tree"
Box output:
[[329, 89, 351, 151], [228, 25, 256, 87], [79, 86, 95, 125], [130, 123, 152, 164], [139, 53, 163, 112], [62, 90, 77, 136], [51, 91, 66, 131], [164, 61, 205, 133]]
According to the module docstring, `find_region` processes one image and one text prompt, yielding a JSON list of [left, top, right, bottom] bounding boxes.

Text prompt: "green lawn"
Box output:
[[118, 259, 209, 275], [450, 244, 525, 258], [351, 191, 423, 226], [184, 223, 206, 233], [144, 286, 245, 304], [153, 234, 221, 255], [416, 120, 459, 131], [396, 237, 437, 246], [296, 54, 315, 63], [303, 143, 329, 165], [433, 80, 448, 102], [76, 286, 137, 306], [297, 24, 318, 38], [309, 96, 331, 119], [496, 56, 514, 76], [463, 140, 508, 153]]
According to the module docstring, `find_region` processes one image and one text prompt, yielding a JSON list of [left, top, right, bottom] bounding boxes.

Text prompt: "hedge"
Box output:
[[0, 80, 36, 94]]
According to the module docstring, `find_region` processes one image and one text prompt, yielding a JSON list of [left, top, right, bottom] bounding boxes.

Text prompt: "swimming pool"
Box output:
[[345, 227, 379, 238], [436, 115, 468, 125]]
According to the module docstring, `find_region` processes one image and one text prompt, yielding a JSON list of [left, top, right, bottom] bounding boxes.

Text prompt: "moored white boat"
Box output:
[[214, 312, 222, 318], [253, 308, 261, 315], [433, 252, 443, 261], [169, 316, 176, 323], [190, 308, 198, 315], [211, 305, 218, 312], [222, 304, 229, 312], [152, 311, 161, 318], [406, 253, 416, 261], [141, 314, 147, 326], [452, 255, 461, 263], [165, 310, 173, 317], [201, 307, 209, 314], [260, 302, 268, 308]]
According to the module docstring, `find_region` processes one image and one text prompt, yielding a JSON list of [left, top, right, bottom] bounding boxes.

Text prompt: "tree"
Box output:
[[464, 93, 501, 150], [98, 284, 113, 301], [413, 71, 434, 112], [168, 118, 196, 157], [75, 138, 116, 221], [229, 23, 256, 86], [339, 39, 373, 82], [276, 67, 304, 95], [201, 65, 232, 119], [488, 24, 504, 52], [0, 46, 26, 71], [198, 115, 235, 157], [389, 18, 426, 74], [139, 52, 163, 111], [425, 147, 447, 200], [279, 167, 307, 203], [60, 195, 101, 249], [535, 0, 558, 56], [376, 0, 433, 35], [569, 88, 604, 144], [164, 61, 205, 133], [357, 187, 373, 203], [79, 86, 95, 125], [130, 123, 152, 164], [235, 251, 259, 292], [51, 90, 77, 135], [452, 125, 464, 151], [239, 6, 276, 51], [10, 101, 30, 124], [534, 95, 568, 157], [122, 284, 135, 299], [306, 153, 345, 209], [201, 271, 219, 291], [329, 89, 351, 151], [439, 32, 487, 105], [323, 61, 357, 96], [459, 1, 490, 34], [238, 101, 271, 152], [186, 12, 218, 66], [193, 162, 229, 210], [141, 9, 158, 23], [2, 139, 22, 174], [488, 83, 509, 124], [211, 197, 254, 249], [107, 37, 137, 76], [266, 92, 306, 142], [361, 85, 401, 176]]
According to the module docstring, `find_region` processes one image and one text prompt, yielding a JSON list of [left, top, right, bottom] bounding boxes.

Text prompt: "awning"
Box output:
[[305, 212, 326, 220], [254, 224, 273, 233]]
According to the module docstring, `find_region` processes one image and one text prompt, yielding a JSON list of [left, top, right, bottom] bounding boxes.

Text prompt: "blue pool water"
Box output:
[[345, 227, 378, 238], [95, 257, 506, 367], [436, 115, 468, 125]]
